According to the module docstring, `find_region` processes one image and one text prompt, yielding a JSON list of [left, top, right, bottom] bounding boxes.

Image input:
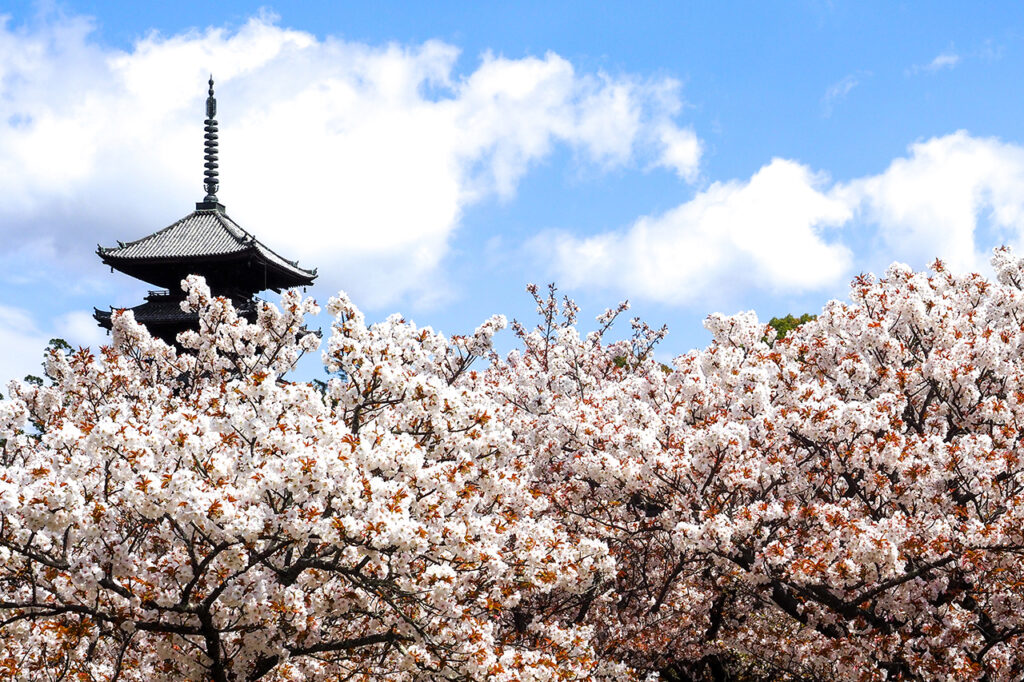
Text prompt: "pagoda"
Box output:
[[94, 78, 316, 344]]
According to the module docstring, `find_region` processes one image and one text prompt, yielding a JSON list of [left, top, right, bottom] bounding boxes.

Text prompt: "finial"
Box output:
[[202, 75, 220, 205]]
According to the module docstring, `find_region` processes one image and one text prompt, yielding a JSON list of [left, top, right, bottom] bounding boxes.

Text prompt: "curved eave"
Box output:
[[93, 307, 112, 330], [249, 245, 318, 287], [97, 244, 317, 290], [95, 208, 317, 289]]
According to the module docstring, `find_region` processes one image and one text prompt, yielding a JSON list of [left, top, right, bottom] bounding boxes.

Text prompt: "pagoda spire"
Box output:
[[94, 77, 316, 344], [201, 75, 221, 208]]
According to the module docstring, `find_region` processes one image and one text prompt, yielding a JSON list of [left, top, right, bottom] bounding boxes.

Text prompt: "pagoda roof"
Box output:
[[94, 291, 261, 327], [97, 207, 317, 289], [94, 290, 263, 345]]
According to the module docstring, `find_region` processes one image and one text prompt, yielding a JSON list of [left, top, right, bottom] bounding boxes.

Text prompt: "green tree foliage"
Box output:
[[767, 313, 815, 340]]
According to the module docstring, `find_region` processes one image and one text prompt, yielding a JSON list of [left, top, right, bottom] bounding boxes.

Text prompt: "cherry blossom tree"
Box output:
[[0, 277, 615, 681], [8, 248, 1024, 681], [485, 253, 1024, 680]]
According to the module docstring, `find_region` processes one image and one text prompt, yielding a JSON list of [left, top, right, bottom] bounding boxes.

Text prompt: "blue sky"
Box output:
[[2, 1, 1024, 384]]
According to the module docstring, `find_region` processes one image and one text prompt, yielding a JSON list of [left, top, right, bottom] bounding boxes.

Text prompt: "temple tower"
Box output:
[[94, 77, 316, 344]]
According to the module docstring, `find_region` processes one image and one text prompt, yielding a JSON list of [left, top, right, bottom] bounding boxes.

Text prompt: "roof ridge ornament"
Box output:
[[197, 75, 224, 211]]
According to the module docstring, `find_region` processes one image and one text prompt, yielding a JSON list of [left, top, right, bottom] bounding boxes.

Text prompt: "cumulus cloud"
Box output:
[[543, 159, 853, 305], [837, 131, 1024, 273], [0, 12, 698, 307], [543, 132, 1024, 305]]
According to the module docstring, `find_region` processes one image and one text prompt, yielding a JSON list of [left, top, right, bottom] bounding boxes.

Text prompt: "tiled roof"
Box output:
[[94, 294, 261, 328], [98, 209, 316, 283], [100, 300, 197, 325]]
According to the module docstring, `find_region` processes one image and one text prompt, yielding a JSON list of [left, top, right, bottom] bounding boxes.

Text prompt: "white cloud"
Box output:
[[543, 132, 1024, 305], [821, 73, 863, 117], [54, 310, 109, 349], [0, 304, 116, 390], [0, 306, 125, 394], [7, 11, 1022, 320], [907, 51, 961, 75], [0, 305, 49, 390], [656, 124, 702, 180], [979, 40, 1003, 63], [929, 53, 961, 70], [543, 159, 853, 305], [837, 131, 1024, 273], [0, 13, 697, 308]]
